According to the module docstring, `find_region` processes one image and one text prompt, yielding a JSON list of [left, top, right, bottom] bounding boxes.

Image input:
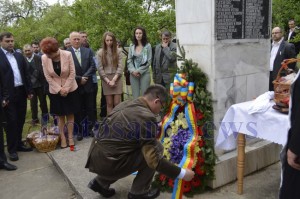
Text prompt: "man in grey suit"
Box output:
[[270, 27, 296, 91], [68, 31, 96, 141], [152, 30, 177, 88]]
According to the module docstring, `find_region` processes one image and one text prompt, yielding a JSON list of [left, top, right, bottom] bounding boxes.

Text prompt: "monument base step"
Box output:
[[209, 140, 282, 189]]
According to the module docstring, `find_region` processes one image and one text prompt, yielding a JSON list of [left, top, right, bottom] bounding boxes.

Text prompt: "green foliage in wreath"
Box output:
[[152, 40, 216, 196]]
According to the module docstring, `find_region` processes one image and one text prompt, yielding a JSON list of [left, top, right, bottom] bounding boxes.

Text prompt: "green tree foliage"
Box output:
[[0, 0, 175, 51], [0, 0, 48, 27], [272, 0, 300, 30], [272, 0, 300, 44], [70, 0, 175, 50]]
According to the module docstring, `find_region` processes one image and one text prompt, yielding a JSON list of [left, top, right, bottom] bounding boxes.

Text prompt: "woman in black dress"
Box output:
[[40, 37, 79, 149]]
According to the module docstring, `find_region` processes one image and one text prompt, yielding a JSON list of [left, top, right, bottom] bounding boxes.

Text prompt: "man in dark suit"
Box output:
[[68, 31, 96, 141], [0, 32, 33, 161], [279, 71, 300, 198], [285, 19, 300, 56], [270, 27, 296, 91], [23, 44, 49, 126], [31, 41, 43, 56], [0, 92, 17, 170], [80, 31, 100, 133]]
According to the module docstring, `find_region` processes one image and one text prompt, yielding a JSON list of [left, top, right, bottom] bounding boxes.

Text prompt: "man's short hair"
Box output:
[[0, 32, 13, 41], [63, 38, 70, 45], [23, 44, 32, 49], [289, 19, 295, 23], [143, 84, 168, 103], [161, 30, 172, 38], [31, 41, 39, 46]]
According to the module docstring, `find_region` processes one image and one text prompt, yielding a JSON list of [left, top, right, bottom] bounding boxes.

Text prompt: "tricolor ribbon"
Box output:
[[172, 102, 198, 199], [159, 74, 198, 199]]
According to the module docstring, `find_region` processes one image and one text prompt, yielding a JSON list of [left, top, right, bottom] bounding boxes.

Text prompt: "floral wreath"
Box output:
[[152, 42, 216, 198]]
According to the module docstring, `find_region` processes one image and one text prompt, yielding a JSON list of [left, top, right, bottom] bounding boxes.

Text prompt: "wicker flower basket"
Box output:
[[272, 58, 300, 104], [26, 130, 40, 148], [32, 127, 59, 153]]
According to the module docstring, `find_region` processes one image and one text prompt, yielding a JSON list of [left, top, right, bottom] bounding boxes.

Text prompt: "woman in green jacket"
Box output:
[[127, 26, 152, 99]]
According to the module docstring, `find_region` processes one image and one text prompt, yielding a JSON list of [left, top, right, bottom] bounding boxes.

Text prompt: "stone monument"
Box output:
[[176, 0, 281, 188]]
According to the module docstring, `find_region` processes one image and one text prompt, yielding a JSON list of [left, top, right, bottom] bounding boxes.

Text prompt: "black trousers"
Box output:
[[3, 86, 27, 154], [93, 83, 98, 122], [75, 92, 95, 136], [99, 84, 107, 118], [30, 87, 48, 120], [94, 145, 160, 194], [269, 71, 274, 91], [279, 146, 300, 199], [0, 108, 6, 164]]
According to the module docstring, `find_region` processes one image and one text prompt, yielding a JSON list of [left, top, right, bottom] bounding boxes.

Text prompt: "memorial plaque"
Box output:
[[216, 0, 270, 40]]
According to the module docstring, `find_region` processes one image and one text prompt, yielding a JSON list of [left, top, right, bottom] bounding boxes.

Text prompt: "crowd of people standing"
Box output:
[[0, 26, 177, 171], [1, 18, 300, 199]]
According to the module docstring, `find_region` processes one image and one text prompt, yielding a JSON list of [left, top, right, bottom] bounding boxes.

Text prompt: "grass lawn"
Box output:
[[5, 63, 155, 143], [21, 78, 136, 141]]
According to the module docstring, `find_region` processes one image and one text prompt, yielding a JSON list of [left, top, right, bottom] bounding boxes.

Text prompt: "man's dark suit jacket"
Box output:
[[0, 88, 7, 164], [67, 47, 96, 94], [271, 41, 296, 82], [26, 54, 47, 89], [0, 49, 32, 101], [285, 30, 300, 55]]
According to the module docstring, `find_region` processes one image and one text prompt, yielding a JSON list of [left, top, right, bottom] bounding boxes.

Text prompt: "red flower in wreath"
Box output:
[[196, 109, 204, 120], [198, 156, 205, 164], [182, 181, 192, 193], [195, 164, 205, 176], [168, 178, 174, 188], [159, 174, 167, 182], [197, 126, 204, 136], [191, 176, 202, 187], [197, 150, 203, 157], [198, 139, 205, 147]]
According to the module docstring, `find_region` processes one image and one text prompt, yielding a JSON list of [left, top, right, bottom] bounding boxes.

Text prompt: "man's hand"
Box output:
[[287, 149, 300, 170], [2, 100, 9, 107], [81, 77, 88, 85], [161, 41, 169, 48], [27, 94, 33, 100], [182, 168, 195, 181]]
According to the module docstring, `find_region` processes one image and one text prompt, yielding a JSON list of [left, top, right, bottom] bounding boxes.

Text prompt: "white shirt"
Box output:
[[1, 47, 23, 86], [26, 54, 34, 62], [288, 29, 294, 41], [72, 47, 80, 53], [178, 168, 186, 179], [270, 38, 283, 71]]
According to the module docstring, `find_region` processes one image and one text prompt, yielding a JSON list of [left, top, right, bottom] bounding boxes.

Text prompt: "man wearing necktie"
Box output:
[[68, 31, 96, 141]]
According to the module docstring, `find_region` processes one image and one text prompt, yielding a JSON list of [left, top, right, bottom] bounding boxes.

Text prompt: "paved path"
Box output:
[[0, 137, 281, 199]]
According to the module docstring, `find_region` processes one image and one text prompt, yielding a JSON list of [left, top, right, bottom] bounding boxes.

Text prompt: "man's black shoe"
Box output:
[[17, 144, 33, 152], [8, 153, 19, 161], [128, 188, 160, 199], [0, 162, 17, 171], [88, 131, 94, 137], [88, 178, 115, 198], [77, 135, 83, 141]]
